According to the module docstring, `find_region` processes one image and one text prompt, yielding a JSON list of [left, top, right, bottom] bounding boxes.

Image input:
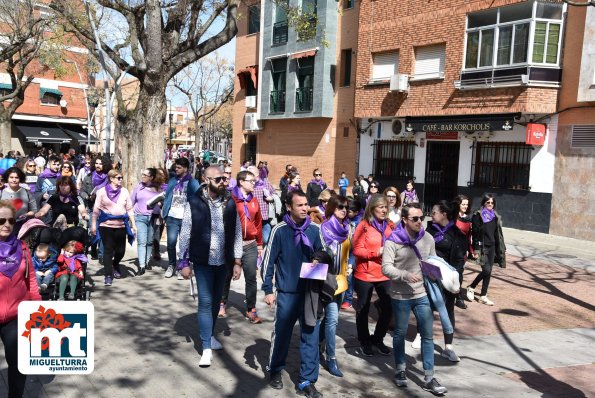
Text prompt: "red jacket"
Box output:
[[56, 255, 84, 280], [233, 193, 263, 246], [352, 220, 395, 282], [0, 243, 41, 324]]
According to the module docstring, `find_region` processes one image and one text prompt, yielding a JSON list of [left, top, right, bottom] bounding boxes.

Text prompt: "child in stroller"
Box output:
[[56, 240, 87, 300], [33, 243, 59, 292]]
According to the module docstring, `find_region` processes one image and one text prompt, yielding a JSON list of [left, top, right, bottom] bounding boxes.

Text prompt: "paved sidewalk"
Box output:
[[1, 230, 594, 398]]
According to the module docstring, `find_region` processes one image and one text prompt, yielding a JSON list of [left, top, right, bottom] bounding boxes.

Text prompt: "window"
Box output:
[[340, 49, 352, 86], [248, 5, 260, 34], [374, 140, 415, 179], [0, 83, 13, 97], [40, 88, 62, 105], [344, 0, 354, 9], [343, 126, 349, 137], [296, 56, 314, 112], [273, 0, 288, 45], [270, 58, 287, 113], [473, 142, 532, 190], [464, 1, 564, 70], [414, 44, 445, 80], [371, 52, 399, 81], [245, 74, 257, 96]]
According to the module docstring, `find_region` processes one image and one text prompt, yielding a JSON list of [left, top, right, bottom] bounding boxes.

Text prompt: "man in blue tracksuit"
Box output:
[[262, 190, 324, 398]]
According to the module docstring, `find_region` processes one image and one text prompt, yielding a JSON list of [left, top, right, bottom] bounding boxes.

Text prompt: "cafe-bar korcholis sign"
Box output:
[[404, 113, 517, 133]]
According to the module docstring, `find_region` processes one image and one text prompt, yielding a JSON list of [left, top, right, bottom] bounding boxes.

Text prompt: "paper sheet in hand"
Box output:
[[420, 261, 442, 280], [300, 263, 329, 280]]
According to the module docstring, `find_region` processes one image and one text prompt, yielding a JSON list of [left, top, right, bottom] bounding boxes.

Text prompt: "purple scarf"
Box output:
[[370, 218, 389, 244], [309, 179, 326, 188], [59, 193, 75, 204], [283, 213, 313, 250], [232, 186, 254, 220], [321, 215, 349, 251], [433, 220, 454, 243], [481, 207, 496, 223], [404, 189, 417, 203], [39, 168, 61, 179], [105, 184, 122, 203], [83, 165, 91, 174], [288, 184, 300, 192], [387, 222, 426, 260], [64, 253, 89, 272], [0, 234, 23, 279], [259, 166, 268, 180], [175, 173, 192, 193], [92, 170, 108, 188]]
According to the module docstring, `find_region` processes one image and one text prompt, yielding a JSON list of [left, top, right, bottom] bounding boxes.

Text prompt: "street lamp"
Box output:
[[65, 59, 91, 151]]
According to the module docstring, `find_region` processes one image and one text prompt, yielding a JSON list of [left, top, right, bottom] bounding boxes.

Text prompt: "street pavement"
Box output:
[[1, 228, 594, 398]]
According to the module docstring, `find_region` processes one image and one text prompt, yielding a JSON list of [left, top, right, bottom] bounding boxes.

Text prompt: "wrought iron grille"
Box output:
[[473, 142, 531, 190]]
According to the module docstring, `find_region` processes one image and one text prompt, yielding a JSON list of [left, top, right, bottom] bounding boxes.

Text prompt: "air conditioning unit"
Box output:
[[390, 74, 409, 92], [521, 74, 529, 85], [244, 112, 262, 131], [245, 95, 257, 108], [392, 119, 414, 138]]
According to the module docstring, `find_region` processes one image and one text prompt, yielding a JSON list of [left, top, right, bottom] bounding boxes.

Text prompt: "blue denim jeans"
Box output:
[[35, 271, 54, 287], [135, 214, 154, 268], [320, 295, 342, 359], [262, 220, 272, 245], [342, 272, 354, 304], [392, 295, 435, 377], [166, 216, 183, 268], [194, 263, 227, 349]]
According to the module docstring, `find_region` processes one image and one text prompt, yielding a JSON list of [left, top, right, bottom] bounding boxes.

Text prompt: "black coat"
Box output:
[[306, 182, 327, 207], [471, 210, 506, 268], [426, 222, 468, 271]]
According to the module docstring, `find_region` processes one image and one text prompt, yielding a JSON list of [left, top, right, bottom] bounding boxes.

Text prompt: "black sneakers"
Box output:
[[298, 381, 323, 398], [361, 343, 374, 357], [269, 372, 283, 390], [394, 370, 407, 387], [374, 341, 391, 355], [423, 378, 448, 395]]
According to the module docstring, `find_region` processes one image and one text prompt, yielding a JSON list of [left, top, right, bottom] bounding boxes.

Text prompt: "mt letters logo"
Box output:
[[18, 301, 94, 374]]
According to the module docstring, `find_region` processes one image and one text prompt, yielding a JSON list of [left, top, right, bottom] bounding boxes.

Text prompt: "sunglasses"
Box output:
[[320, 200, 328, 204], [27, 164, 36, 168], [209, 176, 229, 183], [242, 179, 256, 184], [115, 176, 123, 180], [336, 204, 347, 210], [370, 185, 378, 188], [62, 166, 71, 169], [485, 201, 494, 204], [315, 173, 322, 177], [407, 216, 424, 222], [0, 218, 16, 226]]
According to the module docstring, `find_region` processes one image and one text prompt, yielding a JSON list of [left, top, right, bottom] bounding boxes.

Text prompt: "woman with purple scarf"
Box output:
[[400, 180, 419, 206], [35, 176, 89, 229], [0, 200, 41, 398], [467, 194, 506, 306], [306, 168, 327, 207], [319, 195, 351, 377]]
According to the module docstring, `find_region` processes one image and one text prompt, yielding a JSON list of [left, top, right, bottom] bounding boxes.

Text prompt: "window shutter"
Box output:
[[571, 125, 595, 148], [372, 52, 399, 80], [414, 45, 445, 79]]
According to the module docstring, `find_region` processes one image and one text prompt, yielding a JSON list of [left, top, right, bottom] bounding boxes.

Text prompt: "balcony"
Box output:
[[270, 90, 286, 113], [295, 87, 313, 112], [273, 21, 288, 45], [454, 66, 562, 90]]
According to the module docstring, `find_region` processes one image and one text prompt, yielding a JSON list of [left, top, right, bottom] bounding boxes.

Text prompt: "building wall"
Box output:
[[551, 6, 595, 241]]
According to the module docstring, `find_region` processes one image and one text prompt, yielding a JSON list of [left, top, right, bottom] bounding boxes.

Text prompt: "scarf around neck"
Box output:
[[259, 167, 268, 180], [175, 173, 192, 193], [0, 234, 23, 279], [387, 222, 426, 260], [321, 215, 349, 250], [432, 220, 454, 243], [283, 213, 313, 250], [481, 207, 496, 223], [309, 179, 326, 188], [404, 189, 417, 202], [64, 253, 89, 272], [232, 186, 254, 220], [40, 168, 61, 179], [370, 218, 389, 244], [288, 184, 300, 192], [105, 184, 122, 203], [92, 170, 108, 188]]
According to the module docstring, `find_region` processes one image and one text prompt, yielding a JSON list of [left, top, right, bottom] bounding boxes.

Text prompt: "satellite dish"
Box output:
[[392, 120, 403, 135], [59, 99, 68, 108]]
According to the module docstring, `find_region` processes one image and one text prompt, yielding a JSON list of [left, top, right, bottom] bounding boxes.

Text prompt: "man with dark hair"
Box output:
[[178, 166, 242, 367], [279, 164, 292, 192], [36, 156, 62, 201], [162, 157, 200, 278], [262, 190, 325, 398]]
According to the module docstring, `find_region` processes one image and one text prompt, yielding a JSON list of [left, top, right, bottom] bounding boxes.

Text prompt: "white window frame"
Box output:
[[370, 52, 399, 82], [412, 44, 446, 81], [463, 0, 565, 71]]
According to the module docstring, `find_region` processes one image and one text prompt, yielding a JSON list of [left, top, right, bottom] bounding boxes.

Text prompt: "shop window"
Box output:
[[464, 1, 564, 70], [374, 140, 415, 179], [473, 142, 532, 190], [248, 5, 260, 34], [413, 44, 445, 80], [371, 52, 399, 82], [340, 49, 352, 86]]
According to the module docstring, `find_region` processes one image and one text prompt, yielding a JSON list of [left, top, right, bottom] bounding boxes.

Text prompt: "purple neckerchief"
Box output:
[[39, 168, 61, 179], [371, 218, 389, 244], [404, 189, 417, 202], [254, 179, 266, 189], [92, 170, 108, 188], [288, 184, 300, 192], [232, 186, 254, 220], [175, 173, 191, 193], [309, 179, 326, 188], [433, 220, 454, 243], [83, 165, 91, 174], [321, 215, 349, 251], [0, 234, 23, 279], [64, 253, 89, 272], [387, 222, 425, 260], [319, 203, 326, 215], [105, 184, 122, 203], [259, 166, 268, 180], [283, 213, 313, 250], [481, 207, 496, 223], [59, 193, 75, 204]]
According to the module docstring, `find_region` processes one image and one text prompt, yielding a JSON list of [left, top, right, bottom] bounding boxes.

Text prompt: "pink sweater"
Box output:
[[92, 186, 134, 229]]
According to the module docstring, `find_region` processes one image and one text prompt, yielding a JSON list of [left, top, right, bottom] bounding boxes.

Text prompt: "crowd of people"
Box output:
[[0, 148, 507, 398]]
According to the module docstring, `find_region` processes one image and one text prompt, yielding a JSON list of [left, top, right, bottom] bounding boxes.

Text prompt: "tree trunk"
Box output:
[[116, 89, 166, 190], [0, 119, 12, 153]]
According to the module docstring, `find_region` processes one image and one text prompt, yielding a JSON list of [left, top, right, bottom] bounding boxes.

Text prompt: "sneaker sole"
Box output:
[[394, 380, 408, 388], [422, 386, 447, 396]]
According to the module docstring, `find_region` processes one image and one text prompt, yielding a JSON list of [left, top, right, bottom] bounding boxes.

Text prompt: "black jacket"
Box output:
[[471, 210, 506, 268], [306, 182, 327, 207], [426, 221, 468, 270]]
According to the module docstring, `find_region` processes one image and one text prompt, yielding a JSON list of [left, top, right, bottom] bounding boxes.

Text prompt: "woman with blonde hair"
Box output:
[[307, 188, 333, 224]]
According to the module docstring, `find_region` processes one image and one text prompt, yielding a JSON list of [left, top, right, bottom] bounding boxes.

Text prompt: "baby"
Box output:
[[33, 243, 58, 292], [56, 241, 87, 300]]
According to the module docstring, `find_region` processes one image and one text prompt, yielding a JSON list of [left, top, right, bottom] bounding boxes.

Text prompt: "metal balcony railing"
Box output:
[[295, 87, 313, 112], [270, 90, 286, 113], [273, 21, 288, 45]]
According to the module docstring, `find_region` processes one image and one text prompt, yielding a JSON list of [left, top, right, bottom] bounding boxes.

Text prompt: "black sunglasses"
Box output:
[[115, 176, 123, 180], [336, 204, 347, 210], [0, 218, 16, 226], [315, 173, 322, 177], [209, 176, 229, 183], [370, 185, 378, 188], [407, 216, 424, 222]]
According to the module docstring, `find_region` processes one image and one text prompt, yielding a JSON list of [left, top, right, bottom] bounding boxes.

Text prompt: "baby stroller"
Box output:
[[19, 220, 92, 301]]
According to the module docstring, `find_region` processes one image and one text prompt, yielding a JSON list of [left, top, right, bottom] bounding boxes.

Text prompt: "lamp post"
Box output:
[[168, 100, 174, 147], [65, 59, 91, 151]]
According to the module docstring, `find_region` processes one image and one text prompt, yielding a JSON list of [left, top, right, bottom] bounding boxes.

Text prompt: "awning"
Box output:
[[14, 121, 72, 144], [237, 66, 258, 90], [59, 124, 100, 144], [404, 113, 520, 133], [40, 88, 62, 97], [290, 48, 318, 59], [0, 83, 13, 90]]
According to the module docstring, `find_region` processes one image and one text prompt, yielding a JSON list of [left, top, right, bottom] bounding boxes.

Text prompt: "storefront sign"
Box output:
[[525, 123, 546, 146], [426, 131, 459, 140], [405, 114, 517, 133]]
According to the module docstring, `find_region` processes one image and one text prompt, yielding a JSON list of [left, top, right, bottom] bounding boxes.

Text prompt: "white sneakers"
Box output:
[[199, 349, 212, 367], [478, 295, 494, 306], [211, 336, 223, 350], [411, 333, 421, 349], [466, 287, 475, 302]]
